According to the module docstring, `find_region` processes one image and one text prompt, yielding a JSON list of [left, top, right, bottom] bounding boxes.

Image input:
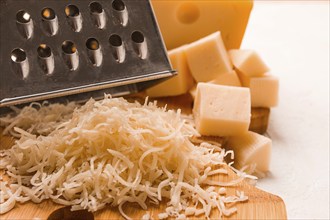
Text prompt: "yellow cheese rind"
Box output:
[[151, 0, 253, 50], [227, 131, 272, 173], [193, 83, 251, 137], [229, 50, 269, 77], [250, 75, 279, 107], [146, 45, 194, 97], [184, 32, 233, 82]]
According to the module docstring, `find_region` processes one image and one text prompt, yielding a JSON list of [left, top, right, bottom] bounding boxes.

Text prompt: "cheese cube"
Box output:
[[250, 75, 279, 107], [151, 0, 253, 50], [209, 70, 241, 87], [236, 71, 279, 108], [193, 83, 251, 137], [227, 131, 272, 173], [189, 71, 241, 99], [184, 31, 233, 82], [146, 45, 194, 97], [229, 49, 269, 77]]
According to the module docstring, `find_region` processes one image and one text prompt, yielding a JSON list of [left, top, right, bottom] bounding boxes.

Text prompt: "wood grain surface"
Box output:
[[0, 94, 287, 219]]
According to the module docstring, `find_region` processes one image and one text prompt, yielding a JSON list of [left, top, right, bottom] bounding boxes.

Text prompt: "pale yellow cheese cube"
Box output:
[[193, 83, 251, 137], [146, 45, 194, 97], [209, 70, 242, 87], [227, 131, 272, 173], [189, 71, 241, 99], [184, 31, 233, 82], [229, 49, 269, 77], [151, 0, 253, 50], [250, 75, 279, 107], [237, 71, 279, 107]]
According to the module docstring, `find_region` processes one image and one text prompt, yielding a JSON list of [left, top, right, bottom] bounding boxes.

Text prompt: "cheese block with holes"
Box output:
[[151, 0, 253, 50]]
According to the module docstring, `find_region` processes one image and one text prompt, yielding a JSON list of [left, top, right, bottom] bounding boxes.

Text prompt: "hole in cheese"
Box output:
[[176, 3, 200, 24]]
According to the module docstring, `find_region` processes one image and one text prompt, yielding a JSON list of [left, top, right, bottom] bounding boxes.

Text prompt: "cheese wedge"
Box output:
[[151, 0, 253, 50], [184, 32, 233, 82], [146, 45, 194, 97], [227, 131, 272, 173], [193, 83, 251, 137], [189, 70, 241, 99], [229, 50, 269, 77]]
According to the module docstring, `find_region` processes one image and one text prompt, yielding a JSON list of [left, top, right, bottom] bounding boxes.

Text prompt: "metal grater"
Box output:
[[0, 0, 175, 112]]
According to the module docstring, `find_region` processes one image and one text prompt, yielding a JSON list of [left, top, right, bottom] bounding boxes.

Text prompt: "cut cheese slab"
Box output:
[[151, 0, 253, 50], [227, 131, 272, 174], [193, 83, 251, 137], [250, 75, 279, 107], [184, 31, 233, 82], [229, 50, 269, 77], [189, 71, 241, 99], [146, 45, 194, 97]]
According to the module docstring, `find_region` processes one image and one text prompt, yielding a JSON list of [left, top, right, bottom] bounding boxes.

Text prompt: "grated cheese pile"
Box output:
[[0, 95, 255, 219]]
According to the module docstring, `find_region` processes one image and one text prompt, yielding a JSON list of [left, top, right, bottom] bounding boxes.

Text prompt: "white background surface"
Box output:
[[241, 1, 329, 219]]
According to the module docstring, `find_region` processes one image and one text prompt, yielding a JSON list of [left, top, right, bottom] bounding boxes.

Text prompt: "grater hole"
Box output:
[[86, 38, 102, 66], [131, 31, 147, 59], [112, 0, 126, 11], [109, 34, 123, 47], [109, 34, 125, 63], [65, 5, 80, 17], [86, 38, 100, 50], [11, 48, 29, 79], [131, 31, 145, 43], [37, 44, 52, 58], [16, 10, 31, 23], [89, 2, 103, 14], [42, 8, 56, 20], [11, 48, 27, 63], [62, 41, 77, 54], [37, 44, 54, 74]]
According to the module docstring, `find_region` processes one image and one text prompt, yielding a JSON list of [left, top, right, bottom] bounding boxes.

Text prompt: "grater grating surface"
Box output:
[[0, 0, 174, 110]]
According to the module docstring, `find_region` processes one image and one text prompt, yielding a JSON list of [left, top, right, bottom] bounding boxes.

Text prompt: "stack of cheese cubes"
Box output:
[[146, 31, 279, 175]]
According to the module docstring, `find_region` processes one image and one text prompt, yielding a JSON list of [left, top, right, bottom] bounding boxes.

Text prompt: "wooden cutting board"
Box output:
[[0, 94, 287, 219]]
